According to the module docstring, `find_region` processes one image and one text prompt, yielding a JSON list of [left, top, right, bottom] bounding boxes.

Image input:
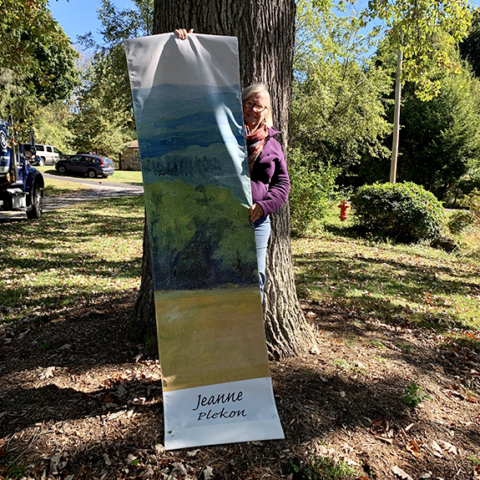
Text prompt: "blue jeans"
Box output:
[[254, 215, 271, 302]]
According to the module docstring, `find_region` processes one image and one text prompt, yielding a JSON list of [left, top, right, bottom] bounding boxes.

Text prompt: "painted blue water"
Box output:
[[132, 83, 251, 205]]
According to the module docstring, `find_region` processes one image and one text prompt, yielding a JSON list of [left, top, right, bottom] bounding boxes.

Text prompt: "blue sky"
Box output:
[[48, 0, 129, 45]]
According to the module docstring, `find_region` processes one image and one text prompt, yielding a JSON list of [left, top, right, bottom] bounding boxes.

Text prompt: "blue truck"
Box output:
[[0, 119, 44, 219]]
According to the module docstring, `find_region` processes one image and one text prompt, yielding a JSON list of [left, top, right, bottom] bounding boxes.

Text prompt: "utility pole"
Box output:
[[390, 46, 403, 184]]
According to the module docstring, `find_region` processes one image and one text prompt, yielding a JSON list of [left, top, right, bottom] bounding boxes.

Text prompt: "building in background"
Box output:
[[119, 140, 140, 171]]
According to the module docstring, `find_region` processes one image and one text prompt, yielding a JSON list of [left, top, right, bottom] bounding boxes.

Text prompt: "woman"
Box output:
[[175, 30, 290, 300], [241, 83, 290, 300]]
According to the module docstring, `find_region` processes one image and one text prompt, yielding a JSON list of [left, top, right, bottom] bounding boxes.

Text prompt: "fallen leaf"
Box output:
[[141, 465, 154, 478], [431, 440, 443, 457], [154, 444, 165, 455], [406, 439, 419, 457], [107, 410, 126, 421], [392, 465, 413, 480], [50, 453, 62, 475], [372, 434, 393, 444], [171, 463, 187, 476], [201, 465, 214, 480], [187, 449, 200, 457], [438, 440, 458, 454], [40, 367, 55, 380], [342, 457, 360, 467]]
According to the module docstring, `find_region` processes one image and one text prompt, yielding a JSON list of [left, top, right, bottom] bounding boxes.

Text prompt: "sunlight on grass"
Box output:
[[36, 166, 143, 186], [43, 178, 93, 197], [103, 171, 143, 186], [292, 210, 480, 332], [0, 196, 144, 323]]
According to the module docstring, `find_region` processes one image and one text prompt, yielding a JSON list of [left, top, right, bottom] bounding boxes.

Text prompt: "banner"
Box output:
[[125, 33, 284, 450]]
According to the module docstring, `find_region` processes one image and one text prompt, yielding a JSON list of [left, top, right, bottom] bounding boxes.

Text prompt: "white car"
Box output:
[[23, 144, 67, 165]]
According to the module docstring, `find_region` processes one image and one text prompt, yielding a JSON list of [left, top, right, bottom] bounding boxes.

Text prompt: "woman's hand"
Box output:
[[174, 28, 194, 40], [249, 203, 264, 222]]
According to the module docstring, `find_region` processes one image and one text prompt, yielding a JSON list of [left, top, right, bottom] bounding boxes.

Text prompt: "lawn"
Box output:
[[36, 166, 143, 186], [1, 197, 479, 479], [0, 196, 144, 324], [293, 224, 480, 332]]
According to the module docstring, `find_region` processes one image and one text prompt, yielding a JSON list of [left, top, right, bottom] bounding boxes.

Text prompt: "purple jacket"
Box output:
[[250, 127, 290, 217]]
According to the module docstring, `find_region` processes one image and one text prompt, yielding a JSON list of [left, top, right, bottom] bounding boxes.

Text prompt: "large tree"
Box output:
[[0, 0, 77, 122], [125, 0, 314, 359]]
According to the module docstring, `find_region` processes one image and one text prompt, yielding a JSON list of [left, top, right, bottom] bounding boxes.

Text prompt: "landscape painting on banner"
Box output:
[[125, 33, 284, 450]]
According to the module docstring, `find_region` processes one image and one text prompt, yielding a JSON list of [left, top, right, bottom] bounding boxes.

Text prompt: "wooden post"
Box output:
[[390, 47, 403, 184]]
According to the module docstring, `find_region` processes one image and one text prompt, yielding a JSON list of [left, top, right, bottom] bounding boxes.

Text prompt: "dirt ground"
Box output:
[[1, 293, 479, 479]]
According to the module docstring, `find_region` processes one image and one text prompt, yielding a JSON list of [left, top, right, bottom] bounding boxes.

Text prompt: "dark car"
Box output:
[[55, 154, 115, 178]]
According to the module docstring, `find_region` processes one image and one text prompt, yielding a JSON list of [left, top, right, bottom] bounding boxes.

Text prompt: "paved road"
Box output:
[[0, 174, 144, 222]]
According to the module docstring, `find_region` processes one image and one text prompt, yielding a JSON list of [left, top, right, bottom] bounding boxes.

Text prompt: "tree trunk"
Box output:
[[127, 0, 314, 358]]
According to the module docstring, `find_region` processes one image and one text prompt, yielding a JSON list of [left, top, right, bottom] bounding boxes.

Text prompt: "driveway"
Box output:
[[42, 173, 144, 212], [0, 174, 144, 221]]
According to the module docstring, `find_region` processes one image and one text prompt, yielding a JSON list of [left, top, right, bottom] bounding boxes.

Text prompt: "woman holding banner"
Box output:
[[175, 29, 290, 301]]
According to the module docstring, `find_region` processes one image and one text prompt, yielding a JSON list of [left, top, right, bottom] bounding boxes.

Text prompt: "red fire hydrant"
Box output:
[[338, 199, 349, 221]]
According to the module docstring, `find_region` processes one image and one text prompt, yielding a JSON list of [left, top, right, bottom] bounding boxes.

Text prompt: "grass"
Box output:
[[42, 178, 92, 197], [332, 358, 367, 375], [0, 196, 144, 324], [292, 210, 480, 332], [36, 166, 143, 186], [287, 456, 360, 479], [2, 193, 479, 347]]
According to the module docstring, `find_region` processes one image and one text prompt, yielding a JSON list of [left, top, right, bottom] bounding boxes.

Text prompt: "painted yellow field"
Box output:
[[155, 287, 270, 392]]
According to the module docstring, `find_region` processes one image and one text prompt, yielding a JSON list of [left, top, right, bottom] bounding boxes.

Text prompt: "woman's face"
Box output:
[[243, 90, 269, 132]]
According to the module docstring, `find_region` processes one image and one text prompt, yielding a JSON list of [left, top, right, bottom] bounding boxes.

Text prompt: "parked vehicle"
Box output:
[[0, 119, 44, 219], [55, 154, 115, 178], [23, 143, 67, 165]]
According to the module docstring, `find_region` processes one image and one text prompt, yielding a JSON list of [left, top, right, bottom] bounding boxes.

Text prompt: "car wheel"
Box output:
[[26, 182, 43, 220], [38, 158, 45, 166], [57, 165, 67, 174], [87, 169, 97, 178]]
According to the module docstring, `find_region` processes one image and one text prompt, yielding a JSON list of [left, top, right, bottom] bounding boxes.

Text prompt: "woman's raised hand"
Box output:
[[174, 29, 194, 40]]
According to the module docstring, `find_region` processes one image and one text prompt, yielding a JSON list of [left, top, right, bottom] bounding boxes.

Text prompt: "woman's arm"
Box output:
[[255, 141, 290, 217]]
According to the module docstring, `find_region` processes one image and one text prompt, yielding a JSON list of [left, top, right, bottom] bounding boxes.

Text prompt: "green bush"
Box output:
[[464, 188, 480, 222], [448, 210, 475, 234], [289, 149, 341, 237], [351, 182, 446, 242]]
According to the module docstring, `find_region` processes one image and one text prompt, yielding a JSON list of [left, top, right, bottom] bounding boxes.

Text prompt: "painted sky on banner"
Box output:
[[125, 34, 251, 203]]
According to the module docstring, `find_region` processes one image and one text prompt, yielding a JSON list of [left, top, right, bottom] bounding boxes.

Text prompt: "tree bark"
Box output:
[[127, 0, 314, 358]]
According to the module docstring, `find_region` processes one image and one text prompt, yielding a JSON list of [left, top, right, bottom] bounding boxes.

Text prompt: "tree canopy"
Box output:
[[0, 0, 77, 137], [360, 0, 473, 100], [69, 0, 153, 156]]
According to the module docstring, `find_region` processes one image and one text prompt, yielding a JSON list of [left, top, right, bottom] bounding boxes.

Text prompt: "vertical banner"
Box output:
[[125, 33, 284, 450]]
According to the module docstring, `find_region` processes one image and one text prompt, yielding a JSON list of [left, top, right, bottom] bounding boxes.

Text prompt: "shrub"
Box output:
[[351, 182, 445, 242], [464, 188, 480, 222], [289, 149, 341, 237], [448, 210, 475, 234]]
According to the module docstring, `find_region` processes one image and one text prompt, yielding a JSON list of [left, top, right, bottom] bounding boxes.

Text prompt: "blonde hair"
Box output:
[[242, 83, 273, 127]]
